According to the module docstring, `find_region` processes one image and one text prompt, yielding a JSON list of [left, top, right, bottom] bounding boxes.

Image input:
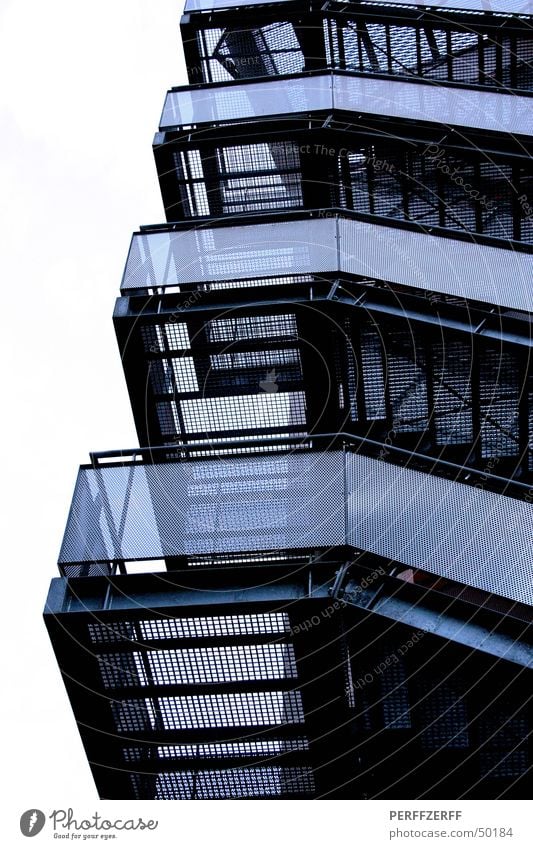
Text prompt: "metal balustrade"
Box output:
[[162, 72, 533, 136], [121, 215, 533, 311], [58, 444, 533, 605], [368, 1, 533, 10], [184, 1, 533, 18]]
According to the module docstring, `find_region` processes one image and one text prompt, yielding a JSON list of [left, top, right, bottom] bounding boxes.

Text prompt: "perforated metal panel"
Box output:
[[162, 75, 332, 128], [345, 452, 533, 605], [333, 74, 532, 136], [59, 452, 346, 564], [122, 219, 337, 289], [368, 1, 533, 12], [59, 450, 532, 605], [161, 73, 533, 136], [338, 217, 533, 311], [184, 1, 533, 16], [122, 218, 533, 312]]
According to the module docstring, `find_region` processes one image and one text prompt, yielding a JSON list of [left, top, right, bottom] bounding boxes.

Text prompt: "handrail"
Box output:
[[183, 0, 533, 20], [134, 208, 533, 256], [88, 431, 532, 496], [167, 66, 533, 99]]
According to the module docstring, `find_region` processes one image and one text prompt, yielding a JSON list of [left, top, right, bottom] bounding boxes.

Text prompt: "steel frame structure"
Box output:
[[180, 1, 533, 93], [114, 279, 533, 474], [154, 117, 533, 244], [45, 0, 533, 800], [44, 557, 533, 799]]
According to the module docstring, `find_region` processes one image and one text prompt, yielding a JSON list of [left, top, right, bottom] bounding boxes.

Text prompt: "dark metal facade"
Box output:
[[154, 117, 533, 243], [114, 276, 533, 474], [45, 0, 533, 800], [45, 560, 533, 799], [181, 1, 533, 92]]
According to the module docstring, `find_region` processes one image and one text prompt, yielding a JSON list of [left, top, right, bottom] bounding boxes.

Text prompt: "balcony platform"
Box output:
[[44, 559, 532, 799], [122, 213, 533, 311], [58, 441, 533, 606], [114, 265, 532, 469]]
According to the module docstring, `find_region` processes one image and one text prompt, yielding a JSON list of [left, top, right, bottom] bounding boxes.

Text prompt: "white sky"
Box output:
[[0, 0, 186, 802]]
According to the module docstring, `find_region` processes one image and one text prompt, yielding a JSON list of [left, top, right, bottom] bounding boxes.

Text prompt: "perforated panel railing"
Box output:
[[122, 219, 337, 289], [345, 452, 533, 605], [59, 451, 346, 564], [162, 73, 533, 136], [121, 217, 533, 311], [59, 449, 532, 604], [184, 1, 533, 15]]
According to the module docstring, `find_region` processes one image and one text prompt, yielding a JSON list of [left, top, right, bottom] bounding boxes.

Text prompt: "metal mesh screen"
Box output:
[[60, 450, 532, 604], [59, 452, 346, 564], [98, 644, 297, 689], [478, 707, 529, 779], [157, 127, 531, 239], [345, 452, 533, 604], [162, 73, 532, 136], [123, 738, 309, 762], [480, 348, 520, 458], [88, 612, 291, 644], [112, 690, 304, 731], [411, 675, 470, 749], [170, 142, 303, 218], [123, 217, 533, 312], [122, 220, 337, 289], [133, 765, 315, 799], [191, 6, 533, 93], [432, 338, 474, 447], [199, 22, 304, 84]]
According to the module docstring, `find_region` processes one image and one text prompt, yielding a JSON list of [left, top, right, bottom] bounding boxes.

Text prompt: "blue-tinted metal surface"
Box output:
[[162, 72, 533, 136], [183, 1, 533, 16], [122, 216, 533, 312], [58, 449, 533, 605]]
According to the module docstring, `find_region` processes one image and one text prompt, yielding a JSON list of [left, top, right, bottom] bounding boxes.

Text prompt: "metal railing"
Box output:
[[161, 71, 533, 135], [59, 434, 533, 605]]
